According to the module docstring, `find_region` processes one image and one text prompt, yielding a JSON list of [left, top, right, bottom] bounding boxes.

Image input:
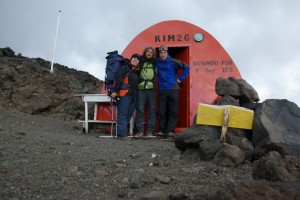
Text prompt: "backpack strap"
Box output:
[[118, 60, 131, 96]]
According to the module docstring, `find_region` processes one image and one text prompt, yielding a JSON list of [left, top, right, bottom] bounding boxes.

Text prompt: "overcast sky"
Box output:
[[1, 0, 299, 106]]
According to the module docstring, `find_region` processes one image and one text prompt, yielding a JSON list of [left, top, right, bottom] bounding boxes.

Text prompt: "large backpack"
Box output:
[[105, 50, 124, 95]]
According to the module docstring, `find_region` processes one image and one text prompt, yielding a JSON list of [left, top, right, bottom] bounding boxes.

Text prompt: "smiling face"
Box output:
[[130, 57, 139, 66], [159, 50, 168, 60], [145, 49, 154, 59]]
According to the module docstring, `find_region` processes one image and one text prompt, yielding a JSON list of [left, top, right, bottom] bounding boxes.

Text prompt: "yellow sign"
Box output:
[[196, 103, 254, 130]]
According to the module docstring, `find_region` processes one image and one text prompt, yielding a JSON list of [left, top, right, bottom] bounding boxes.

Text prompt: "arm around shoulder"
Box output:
[[172, 58, 190, 81]]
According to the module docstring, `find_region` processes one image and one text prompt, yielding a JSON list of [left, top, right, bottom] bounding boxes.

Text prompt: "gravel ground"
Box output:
[[0, 106, 254, 200]]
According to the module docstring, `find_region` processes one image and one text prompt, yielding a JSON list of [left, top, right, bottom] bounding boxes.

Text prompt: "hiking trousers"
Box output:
[[157, 89, 180, 133], [135, 89, 156, 133], [116, 95, 136, 137]]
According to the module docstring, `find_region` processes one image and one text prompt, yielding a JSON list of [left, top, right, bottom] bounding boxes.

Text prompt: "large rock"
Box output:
[[213, 144, 245, 167], [175, 124, 220, 151], [215, 77, 259, 104], [0, 47, 15, 57], [252, 99, 300, 157], [225, 129, 254, 161], [198, 140, 222, 161], [215, 94, 239, 106]]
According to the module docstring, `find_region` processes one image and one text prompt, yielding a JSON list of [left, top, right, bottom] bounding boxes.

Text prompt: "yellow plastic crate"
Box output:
[[196, 103, 254, 129]]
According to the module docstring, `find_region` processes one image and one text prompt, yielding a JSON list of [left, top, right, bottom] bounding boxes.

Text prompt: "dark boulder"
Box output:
[[198, 140, 222, 161], [215, 77, 259, 104], [175, 124, 220, 151], [215, 94, 239, 106], [252, 99, 300, 157], [213, 144, 245, 167], [225, 129, 254, 161], [0, 47, 15, 57]]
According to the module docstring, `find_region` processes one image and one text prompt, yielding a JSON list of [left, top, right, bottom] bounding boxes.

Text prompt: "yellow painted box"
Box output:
[[196, 103, 254, 129]]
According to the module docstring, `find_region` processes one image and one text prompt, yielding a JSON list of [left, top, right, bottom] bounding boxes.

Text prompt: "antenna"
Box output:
[[50, 10, 61, 73]]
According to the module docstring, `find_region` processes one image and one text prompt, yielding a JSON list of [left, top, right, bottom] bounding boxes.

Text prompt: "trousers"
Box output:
[[116, 95, 136, 137], [135, 89, 156, 133], [157, 89, 179, 133]]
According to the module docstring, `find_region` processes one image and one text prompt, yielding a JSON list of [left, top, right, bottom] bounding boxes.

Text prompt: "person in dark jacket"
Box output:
[[111, 54, 140, 139], [135, 46, 156, 137], [156, 45, 190, 138]]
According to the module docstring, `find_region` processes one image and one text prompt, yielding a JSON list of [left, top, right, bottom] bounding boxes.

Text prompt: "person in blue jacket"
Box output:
[[156, 45, 190, 138]]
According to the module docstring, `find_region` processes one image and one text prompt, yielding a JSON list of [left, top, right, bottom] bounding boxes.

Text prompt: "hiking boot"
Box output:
[[147, 132, 153, 137], [135, 132, 144, 137], [156, 132, 167, 137], [167, 132, 175, 138]]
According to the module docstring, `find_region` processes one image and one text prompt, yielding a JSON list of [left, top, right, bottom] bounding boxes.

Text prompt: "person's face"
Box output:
[[130, 57, 139, 66], [159, 50, 168, 60], [145, 49, 154, 59]]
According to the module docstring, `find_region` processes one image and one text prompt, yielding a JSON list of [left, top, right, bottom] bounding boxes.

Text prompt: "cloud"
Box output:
[[0, 0, 299, 106]]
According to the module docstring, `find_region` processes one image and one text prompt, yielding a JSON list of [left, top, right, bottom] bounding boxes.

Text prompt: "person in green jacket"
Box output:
[[135, 46, 156, 137]]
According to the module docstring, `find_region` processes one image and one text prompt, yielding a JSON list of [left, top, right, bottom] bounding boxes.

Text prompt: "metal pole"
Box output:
[[111, 103, 114, 137], [85, 101, 89, 134], [50, 10, 61, 73]]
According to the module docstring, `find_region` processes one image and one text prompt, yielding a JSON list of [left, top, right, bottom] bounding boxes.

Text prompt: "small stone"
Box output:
[[121, 177, 130, 183], [118, 190, 128, 198], [265, 151, 282, 160], [67, 166, 79, 173], [153, 156, 161, 166], [130, 153, 141, 159], [154, 174, 171, 184], [169, 192, 190, 200], [94, 169, 109, 177], [15, 132, 26, 136], [130, 175, 144, 189], [115, 163, 127, 168], [207, 171, 218, 177]]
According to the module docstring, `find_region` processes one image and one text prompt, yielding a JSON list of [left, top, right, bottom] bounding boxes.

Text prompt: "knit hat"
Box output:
[[130, 54, 140, 60]]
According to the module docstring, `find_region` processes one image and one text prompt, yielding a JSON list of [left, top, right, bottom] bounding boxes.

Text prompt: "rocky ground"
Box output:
[[0, 47, 102, 121], [0, 106, 255, 200]]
